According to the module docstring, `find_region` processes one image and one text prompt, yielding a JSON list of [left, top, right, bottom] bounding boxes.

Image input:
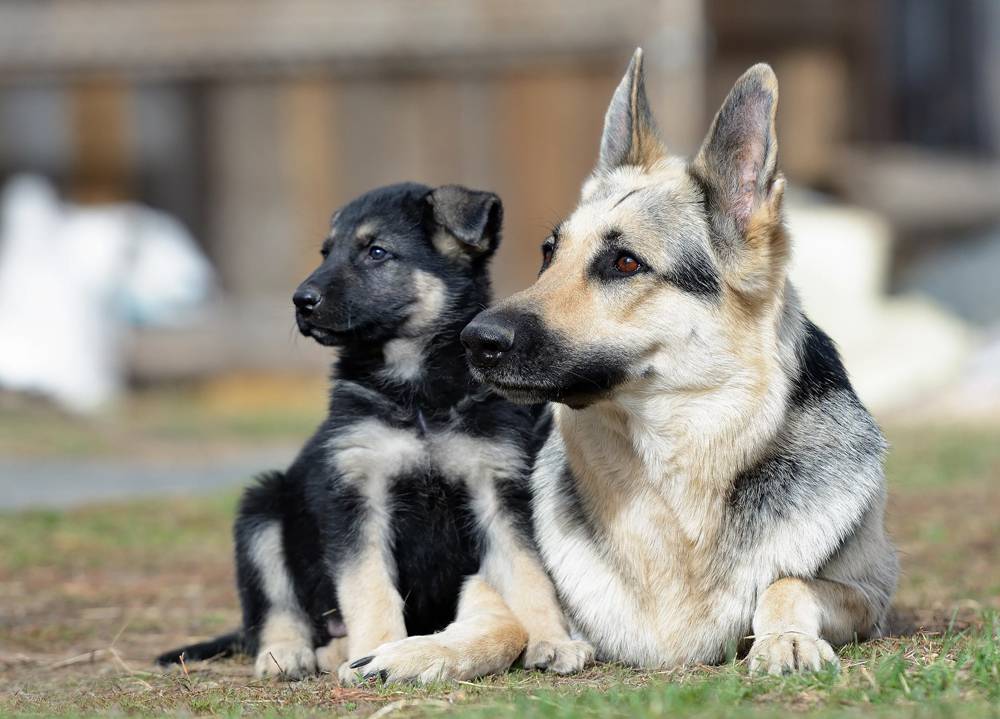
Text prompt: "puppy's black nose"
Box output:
[[293, 287, 321, 314], [461, 316, 515, 367]]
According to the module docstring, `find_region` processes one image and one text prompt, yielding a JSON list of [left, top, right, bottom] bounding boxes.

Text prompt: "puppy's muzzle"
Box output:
[[461, 315, 515, 368], [293, 286, 322, 316]]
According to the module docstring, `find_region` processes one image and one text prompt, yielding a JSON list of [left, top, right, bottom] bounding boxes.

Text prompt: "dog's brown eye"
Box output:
[[615, 254, 641, 274]]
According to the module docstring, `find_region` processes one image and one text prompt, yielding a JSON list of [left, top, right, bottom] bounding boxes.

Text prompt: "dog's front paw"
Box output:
[[748, 632, 838, 676], [339, 636, 458, 685], [523, 638, 594, 674], [315, 637, 349, 674], [254, 642, 317, 680]]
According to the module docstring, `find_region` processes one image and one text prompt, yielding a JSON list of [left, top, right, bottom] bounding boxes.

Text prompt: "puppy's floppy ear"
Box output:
[[693, 63, 787, 296], [427, 185, 503, 258], [597, 47, 665, 173]]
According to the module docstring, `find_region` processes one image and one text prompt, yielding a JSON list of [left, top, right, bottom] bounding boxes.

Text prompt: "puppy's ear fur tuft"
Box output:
[[598, 47, 665, 173], [427, 185, 503, 258]]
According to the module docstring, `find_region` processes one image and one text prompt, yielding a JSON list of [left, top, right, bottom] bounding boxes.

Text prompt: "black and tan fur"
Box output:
[[158, 183, 592, 683], [452, 50, 898, 674]]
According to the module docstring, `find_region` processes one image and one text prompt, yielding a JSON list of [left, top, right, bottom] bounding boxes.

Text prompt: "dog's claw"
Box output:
[[363, 669, 389, 682], [523, 638, 594, 675], [350, 655, 374, 669], [748, 633, 839, 676]]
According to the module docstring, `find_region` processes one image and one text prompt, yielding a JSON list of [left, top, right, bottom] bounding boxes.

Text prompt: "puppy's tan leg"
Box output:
[[345, 575, 528, 684], [315, 636, 349, 674], [335, 544, 407, 684], [749, 577, 877, 675], [482, 541, 594, 674], [248, 522, 317, 680]]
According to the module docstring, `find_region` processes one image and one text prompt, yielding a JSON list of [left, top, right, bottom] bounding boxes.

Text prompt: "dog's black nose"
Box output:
[[293, 287, 321, 314], [461, 316, 515, 367]]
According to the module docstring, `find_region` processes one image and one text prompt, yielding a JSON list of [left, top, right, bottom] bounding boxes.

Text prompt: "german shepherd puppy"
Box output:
[[158, 183, 592, 683], [459, 52, 898, 674]]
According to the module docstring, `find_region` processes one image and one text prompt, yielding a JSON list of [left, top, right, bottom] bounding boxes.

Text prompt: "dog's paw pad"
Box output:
[[254, 642, 317, 680], [748, 633, 838, 676], [523, 638, 595, 675]]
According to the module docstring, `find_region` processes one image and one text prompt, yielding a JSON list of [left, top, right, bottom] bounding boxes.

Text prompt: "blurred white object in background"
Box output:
[[786, 196, 975, 414], [0, 175, 214, 412]]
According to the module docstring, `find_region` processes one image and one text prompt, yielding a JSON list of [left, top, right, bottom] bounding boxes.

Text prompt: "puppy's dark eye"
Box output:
[[320, 247, 331, 259], [368, 246, 388, 261], [614, 254, 642, 275]]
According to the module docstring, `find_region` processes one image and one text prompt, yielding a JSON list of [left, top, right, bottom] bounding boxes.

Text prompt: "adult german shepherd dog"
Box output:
[[158, 183, 592, 683], [457, 51, 898, 675]]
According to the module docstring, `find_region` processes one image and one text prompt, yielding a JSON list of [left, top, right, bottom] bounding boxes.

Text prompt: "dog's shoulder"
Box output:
[[724, 316, 886, 571]]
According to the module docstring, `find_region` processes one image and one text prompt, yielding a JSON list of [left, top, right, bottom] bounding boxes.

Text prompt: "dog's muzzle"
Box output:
[[293, 286, 322, 316]]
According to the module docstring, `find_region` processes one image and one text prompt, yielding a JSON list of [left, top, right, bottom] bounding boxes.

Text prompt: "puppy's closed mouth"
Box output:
[[297, 319, 362, 346], [304, 325, 339, 345]]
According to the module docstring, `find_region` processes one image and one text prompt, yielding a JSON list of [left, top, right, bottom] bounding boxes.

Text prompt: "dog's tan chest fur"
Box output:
[[535, 414, 724, 666]]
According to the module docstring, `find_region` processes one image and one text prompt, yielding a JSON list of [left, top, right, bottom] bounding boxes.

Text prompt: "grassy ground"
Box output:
[[0, 376, 326, 459], [1, 423, 998, 718]]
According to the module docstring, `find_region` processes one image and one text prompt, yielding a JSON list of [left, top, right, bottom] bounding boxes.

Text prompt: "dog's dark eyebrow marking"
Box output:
[[601, 228, 623, 247], [612, 189, 640, 208], [660, 249, 721, 299]]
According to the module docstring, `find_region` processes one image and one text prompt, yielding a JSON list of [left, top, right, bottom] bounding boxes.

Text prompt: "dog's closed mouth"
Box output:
[[477, 375, 554, 402], [306, 325, 337, 343], [299, 321, 361, 346], [489, 379, 550, 393]]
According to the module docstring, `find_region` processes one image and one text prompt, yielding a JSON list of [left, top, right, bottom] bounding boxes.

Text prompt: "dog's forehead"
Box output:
[[565, 160, 705, 251], [327, 185, 428, 242], [328, 206, 409, 243]]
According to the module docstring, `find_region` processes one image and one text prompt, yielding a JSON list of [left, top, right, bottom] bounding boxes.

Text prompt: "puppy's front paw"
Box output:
[[254, 642, 317, 680], [523, 638, 594, 674], [339, 637, 458, 685], [748, 632, 838, 676], [315, 637, 349, 674]]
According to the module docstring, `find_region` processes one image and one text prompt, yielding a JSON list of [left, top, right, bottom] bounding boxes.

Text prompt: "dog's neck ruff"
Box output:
[[561, 371, 786, 488]]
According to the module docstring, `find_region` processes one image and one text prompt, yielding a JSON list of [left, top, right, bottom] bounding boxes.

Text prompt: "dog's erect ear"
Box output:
[[694, 63, 781, 238], [693, 63, 787, 297], [427, 185, 503, 259], [597, 48, 665, 173]]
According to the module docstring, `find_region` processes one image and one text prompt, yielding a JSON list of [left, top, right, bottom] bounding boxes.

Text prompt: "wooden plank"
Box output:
[[204, 81, 300, 297], [282, 77, 340, 275], [492, 65, 615, 297], [69, 78, 132, 203], [0, 0, 678, 80]]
